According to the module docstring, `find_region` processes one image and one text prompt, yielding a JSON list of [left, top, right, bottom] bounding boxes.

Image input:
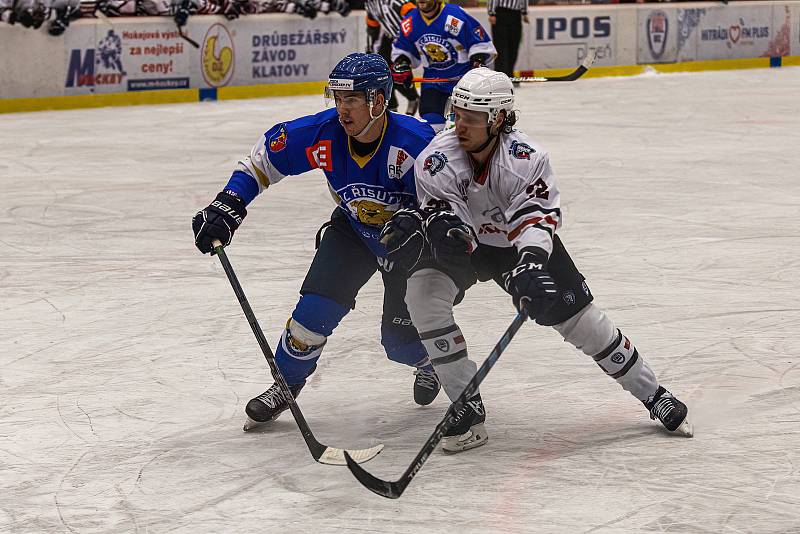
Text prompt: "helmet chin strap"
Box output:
[[353, 96, 386, 139], [468, 125, 499, 154]]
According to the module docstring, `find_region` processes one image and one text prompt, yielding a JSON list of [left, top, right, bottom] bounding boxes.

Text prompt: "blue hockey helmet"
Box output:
[[325, 53, 393, 107]]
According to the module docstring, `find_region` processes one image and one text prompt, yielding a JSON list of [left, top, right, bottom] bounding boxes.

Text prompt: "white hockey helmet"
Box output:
[[450, 67, 515, 125]]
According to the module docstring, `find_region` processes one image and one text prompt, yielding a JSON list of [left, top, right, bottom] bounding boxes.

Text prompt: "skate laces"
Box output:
[[650, 391, 676, 422], [414, 368, 439, 390]]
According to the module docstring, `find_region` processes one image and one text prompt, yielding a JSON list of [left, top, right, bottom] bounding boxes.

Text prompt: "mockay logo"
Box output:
[[534, 15, 611, 41], [444, 15, 463, 37], [328, 78, 354, 90], [701, 17, 769, 46], [647, 10, 669, 59], [66, 30, 126, 87]]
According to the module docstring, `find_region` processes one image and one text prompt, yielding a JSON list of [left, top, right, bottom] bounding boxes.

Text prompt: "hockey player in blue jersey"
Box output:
[[391, 0, 496, 131], [192, 53, 440, 427]]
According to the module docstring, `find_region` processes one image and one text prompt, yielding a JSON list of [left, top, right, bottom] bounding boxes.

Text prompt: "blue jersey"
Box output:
[[392, 4, 495, 93], [224, 107, 436, 257]]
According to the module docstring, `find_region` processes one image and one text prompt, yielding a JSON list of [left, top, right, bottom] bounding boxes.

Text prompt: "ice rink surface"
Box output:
[[2, 67, 800, 533]]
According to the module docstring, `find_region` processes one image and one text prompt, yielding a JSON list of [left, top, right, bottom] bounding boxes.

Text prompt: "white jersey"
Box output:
[[414, 128, 561, 256]]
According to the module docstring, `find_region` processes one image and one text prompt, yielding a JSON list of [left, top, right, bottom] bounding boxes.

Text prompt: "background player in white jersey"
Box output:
[[391, 0, 495, 131], [382, 68, 693, 452]]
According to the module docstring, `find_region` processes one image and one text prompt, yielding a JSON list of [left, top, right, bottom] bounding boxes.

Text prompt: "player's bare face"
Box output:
[[417, 0, 439, 17], [334, 91, 371, 136], [453, 107, 491, 152]]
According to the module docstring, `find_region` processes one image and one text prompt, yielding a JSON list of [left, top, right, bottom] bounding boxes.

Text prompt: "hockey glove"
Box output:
[[192, 190, 247, 254], [502, 247, 558, 319], [425, 211, 474, 273], [380, 208, 426, 271], [469, 53, 491, 69], [391, 56, 414, 90]]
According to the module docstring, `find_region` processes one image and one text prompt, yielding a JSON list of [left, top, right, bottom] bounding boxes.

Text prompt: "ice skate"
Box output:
[[243, 382, 305, 431], [441, 395, 488, 453], [413, 366, 441, 406], [645, 386, 693, 437], [405, 97, 419, 116]]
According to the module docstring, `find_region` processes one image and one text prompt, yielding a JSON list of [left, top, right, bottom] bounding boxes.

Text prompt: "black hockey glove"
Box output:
[[380, 208, 426, 271], [391, 56, 414, 91], [425, 211, 474, 273], [192, 190, 247, 254], [174, 0, 195, 26], [334, 0, 350, 17], [502, 247, 558, 319], [469, 53, 491, 69]]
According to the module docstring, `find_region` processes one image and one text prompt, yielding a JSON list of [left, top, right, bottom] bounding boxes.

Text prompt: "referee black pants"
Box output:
[[491, 7, 523, 78]]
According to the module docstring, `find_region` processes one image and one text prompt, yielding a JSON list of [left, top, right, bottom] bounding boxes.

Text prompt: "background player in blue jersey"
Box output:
[[391, 0, 496, 131], [192, 54, 440, 428]]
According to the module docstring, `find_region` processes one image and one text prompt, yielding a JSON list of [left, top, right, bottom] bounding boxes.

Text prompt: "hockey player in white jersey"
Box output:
[[382, 68, 693, 452]]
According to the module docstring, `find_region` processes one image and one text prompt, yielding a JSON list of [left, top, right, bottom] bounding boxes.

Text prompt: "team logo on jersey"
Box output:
[[423, 151, 448, 176], [509, 141, 534, 160], [401, 17, 413, 36], [305, 140, 333, 171], [418, 34, 458, 69], [646, 10, 669, 60], [473, 26, 486, 41], [349, 199, 394, 225], [444, 15, 463, 36], [479, 223, 506, 235], [268, 125, 288, 152], [387, 146, 414, 180]]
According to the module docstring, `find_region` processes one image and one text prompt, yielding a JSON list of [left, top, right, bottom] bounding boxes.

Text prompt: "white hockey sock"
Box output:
[[554, 304, 658, 401]]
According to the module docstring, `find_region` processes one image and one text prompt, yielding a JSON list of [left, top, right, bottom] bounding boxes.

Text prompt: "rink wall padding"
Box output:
[[1, 1, 800, 113]]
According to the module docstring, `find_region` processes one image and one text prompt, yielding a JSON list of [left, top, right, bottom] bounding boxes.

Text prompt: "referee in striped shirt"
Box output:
[[488, 0, 529, 83], [365, 0, 420, 115]]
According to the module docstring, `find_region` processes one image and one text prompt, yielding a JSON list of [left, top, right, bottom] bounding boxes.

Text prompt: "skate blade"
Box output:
[[441, 423, 488, 454], [242, 413, 282, 431], [672, 418, 694, 438]]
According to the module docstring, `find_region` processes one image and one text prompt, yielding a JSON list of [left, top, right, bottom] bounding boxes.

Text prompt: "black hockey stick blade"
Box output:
[[212, 240, 383, 465], [512, 47, 597, 83], [345, 311, 529, 498]]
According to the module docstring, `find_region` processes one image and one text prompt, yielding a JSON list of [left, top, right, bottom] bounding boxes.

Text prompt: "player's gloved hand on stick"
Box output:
[[192, 190, 247, 254], [391, 56, 414, 90], [502, 247, 558, 319], [469, 53, 491, 69], [425, 211, 474, 272], [380, 208, 426, 271]]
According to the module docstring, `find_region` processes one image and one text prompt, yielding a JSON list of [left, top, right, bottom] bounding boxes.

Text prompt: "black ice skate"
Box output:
[[441, 394, 488, 453], [413, 367, 441, 406], [243, 382, 305, 431], [644, 386, 693, 437], [405, 97, 419, 116]]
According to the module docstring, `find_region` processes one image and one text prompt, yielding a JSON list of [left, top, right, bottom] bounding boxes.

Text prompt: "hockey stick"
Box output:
[[344, 309, 528, 498], [412, 48, 597, 84], [211, 239, 383, 465]]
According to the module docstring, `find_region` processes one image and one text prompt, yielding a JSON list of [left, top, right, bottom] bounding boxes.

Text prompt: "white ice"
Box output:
[[2, 67, 799, 533]]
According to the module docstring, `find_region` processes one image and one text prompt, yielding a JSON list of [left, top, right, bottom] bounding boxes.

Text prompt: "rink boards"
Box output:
[[1, 0, 800, 113]]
